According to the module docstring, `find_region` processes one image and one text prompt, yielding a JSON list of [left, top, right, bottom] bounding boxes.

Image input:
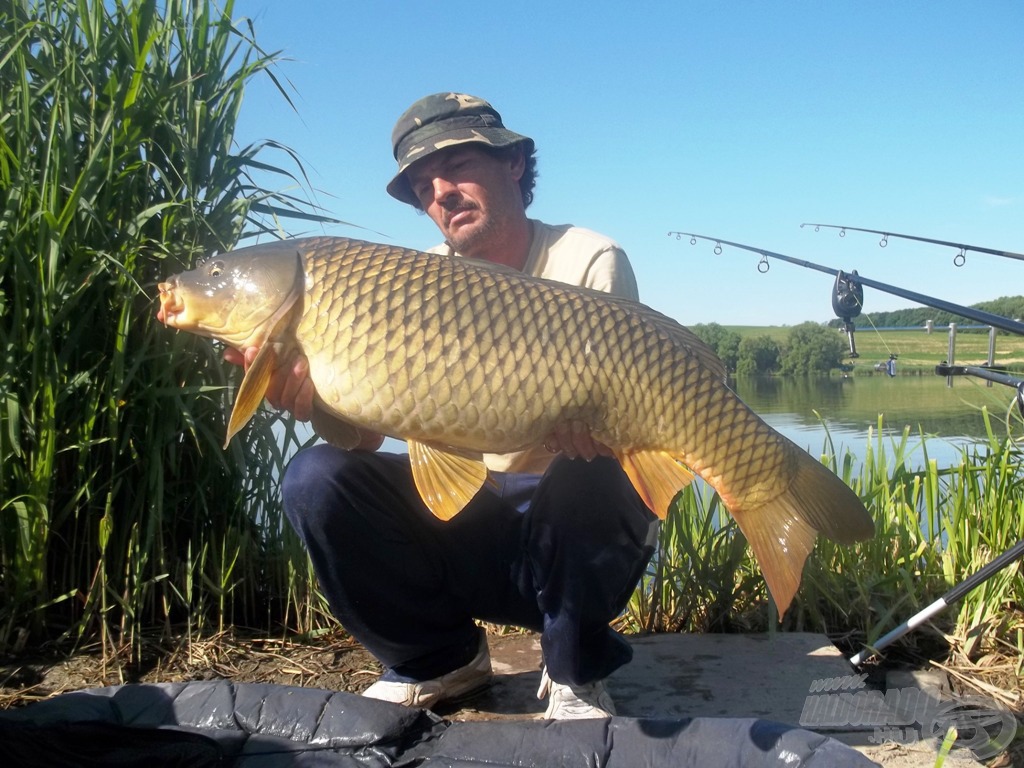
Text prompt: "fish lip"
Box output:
[[157, 280, 182, 326]]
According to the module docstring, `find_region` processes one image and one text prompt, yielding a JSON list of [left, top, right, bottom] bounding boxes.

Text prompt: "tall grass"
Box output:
[[0, 0, 328, 655], [624, 411, 1024, 665]]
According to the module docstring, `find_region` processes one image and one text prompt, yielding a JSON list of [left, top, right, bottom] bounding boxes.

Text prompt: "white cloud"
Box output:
[[983, 195, 1016, 207]]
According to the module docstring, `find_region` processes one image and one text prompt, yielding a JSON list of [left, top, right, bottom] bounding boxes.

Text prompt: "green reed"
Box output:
[[625, 410, 1024, 663], [624, 482, 763, 634], [0, 0, 329, 656]]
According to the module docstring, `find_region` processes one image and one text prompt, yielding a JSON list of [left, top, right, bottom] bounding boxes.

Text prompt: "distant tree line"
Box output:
[[691, 322, 846, 375], [824, 295, 1024, 331]]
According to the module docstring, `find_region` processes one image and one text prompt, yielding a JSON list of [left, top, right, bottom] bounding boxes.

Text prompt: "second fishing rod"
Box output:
[[670, 232, 1024, 337]]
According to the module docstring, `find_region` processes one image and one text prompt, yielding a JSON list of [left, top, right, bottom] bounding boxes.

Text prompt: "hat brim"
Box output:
[[386, 128, 533, 206]]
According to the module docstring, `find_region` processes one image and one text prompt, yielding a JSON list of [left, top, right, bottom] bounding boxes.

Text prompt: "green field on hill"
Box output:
[[724, 325, 1024, 374]]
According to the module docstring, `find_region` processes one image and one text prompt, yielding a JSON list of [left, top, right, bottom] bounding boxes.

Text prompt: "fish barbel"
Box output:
[[157, 236, 874, 613]]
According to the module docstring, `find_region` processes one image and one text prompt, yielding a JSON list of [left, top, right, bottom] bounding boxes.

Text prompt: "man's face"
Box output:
[[404, 144, 525, 259]]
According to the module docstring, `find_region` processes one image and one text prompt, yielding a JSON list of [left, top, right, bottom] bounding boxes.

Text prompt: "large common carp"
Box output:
[[157, 236, 874, 613]]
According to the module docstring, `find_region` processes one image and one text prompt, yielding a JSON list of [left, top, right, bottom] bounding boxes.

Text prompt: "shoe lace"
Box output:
[[537, 667, 553, 700]]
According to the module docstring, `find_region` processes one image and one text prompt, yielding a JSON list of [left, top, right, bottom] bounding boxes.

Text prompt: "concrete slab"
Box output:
[[436, 631, 988, 768]]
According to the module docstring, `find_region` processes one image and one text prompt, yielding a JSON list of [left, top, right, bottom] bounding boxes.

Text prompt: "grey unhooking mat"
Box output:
[[0, 680, 878, 767]]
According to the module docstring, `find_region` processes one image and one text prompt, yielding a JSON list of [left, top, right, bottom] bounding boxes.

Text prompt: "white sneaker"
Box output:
[[537, 666, 616, 719], [362, 633, 493, 709]]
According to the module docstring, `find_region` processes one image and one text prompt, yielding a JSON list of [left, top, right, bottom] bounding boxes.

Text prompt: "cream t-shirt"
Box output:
[[428, 219, 639, 474]]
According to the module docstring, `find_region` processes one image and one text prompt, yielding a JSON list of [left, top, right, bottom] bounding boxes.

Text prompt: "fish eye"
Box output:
[[207, 260, 225, 277]]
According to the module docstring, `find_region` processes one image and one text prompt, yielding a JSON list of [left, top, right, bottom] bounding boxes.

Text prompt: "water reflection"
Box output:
[[733, 374, 1019, 468]]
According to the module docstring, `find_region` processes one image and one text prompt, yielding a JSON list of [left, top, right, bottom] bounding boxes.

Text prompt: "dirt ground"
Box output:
[[0, 628, 381, 708]]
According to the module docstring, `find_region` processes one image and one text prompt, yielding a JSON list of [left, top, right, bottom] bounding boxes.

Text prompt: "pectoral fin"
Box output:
[[222, 264, 305, 450], [310, 401, 364, 449], [616, 450, 695, 519], [408, 440, 489, 520], [224, 343, 277, 448]]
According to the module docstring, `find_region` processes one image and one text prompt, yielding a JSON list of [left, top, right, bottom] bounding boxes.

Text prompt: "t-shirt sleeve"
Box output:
[[583, 247, 640, 301]]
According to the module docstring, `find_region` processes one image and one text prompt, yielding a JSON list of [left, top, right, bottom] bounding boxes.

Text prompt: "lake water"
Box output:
[[732, 372, 1020, 470]]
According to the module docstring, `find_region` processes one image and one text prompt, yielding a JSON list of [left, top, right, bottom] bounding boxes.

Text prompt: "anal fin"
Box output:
[[615, 450, 695, 519], [408, 440, 489, 521]]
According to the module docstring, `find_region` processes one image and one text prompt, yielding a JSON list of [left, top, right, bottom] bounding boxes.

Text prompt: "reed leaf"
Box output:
[[0, 0, 331, 654]]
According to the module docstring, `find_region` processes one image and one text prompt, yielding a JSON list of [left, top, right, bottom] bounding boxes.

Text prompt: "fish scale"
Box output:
[[157, 235, 874, 614]]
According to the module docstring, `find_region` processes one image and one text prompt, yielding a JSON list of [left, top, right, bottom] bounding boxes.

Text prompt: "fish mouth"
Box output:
[[157, 280, 183, 326]]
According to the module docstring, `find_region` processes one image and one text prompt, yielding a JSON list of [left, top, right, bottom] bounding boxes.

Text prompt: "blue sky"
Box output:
[[231, 1, 1022, 327]]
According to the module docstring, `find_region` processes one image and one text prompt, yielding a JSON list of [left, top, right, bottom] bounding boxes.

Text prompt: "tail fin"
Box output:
[[731, 450, 874, 615]]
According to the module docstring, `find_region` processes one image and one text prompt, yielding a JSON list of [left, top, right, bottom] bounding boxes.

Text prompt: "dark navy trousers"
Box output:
[[281, 446, 657, 686]]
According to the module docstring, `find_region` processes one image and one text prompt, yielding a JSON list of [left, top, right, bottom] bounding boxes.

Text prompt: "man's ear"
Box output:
[[508, 144, 526, 182]]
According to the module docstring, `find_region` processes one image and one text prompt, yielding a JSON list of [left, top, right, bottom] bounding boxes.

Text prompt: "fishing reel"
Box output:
[[832, 270, 863, 358]]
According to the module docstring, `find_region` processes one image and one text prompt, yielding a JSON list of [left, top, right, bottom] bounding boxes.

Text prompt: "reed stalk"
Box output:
[[0, 0, 330, 655]]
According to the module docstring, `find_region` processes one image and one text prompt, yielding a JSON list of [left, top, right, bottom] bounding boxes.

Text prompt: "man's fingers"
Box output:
[[244, 346, 259, 370], [570, 420, 597, 461], [554, 421, 577, 459], [292, 378, 315, 422], [543, 420, 614, 461], [279, 355, 312, 419], [223, 347, 245, 367]]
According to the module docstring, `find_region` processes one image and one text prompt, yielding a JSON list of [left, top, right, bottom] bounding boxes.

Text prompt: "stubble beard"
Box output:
[[446, 208, 501, 258]]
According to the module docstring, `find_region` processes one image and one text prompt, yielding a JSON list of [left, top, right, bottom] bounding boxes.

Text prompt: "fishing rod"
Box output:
[[669, 232, 1024, 336], [849, 539, 1024, 667], [799, 223, 1024, 266], [937, 362, 1024, 399]]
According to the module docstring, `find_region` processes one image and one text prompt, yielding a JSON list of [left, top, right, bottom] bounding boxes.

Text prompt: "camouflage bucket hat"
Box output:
[[386, 92, 534, 206]]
